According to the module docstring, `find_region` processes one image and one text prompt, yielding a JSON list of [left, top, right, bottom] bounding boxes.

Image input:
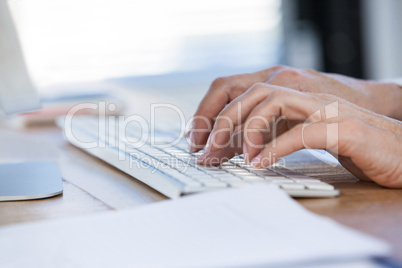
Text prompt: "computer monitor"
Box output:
[[0, 1, 63, 201], [0, 1, 41, 114]]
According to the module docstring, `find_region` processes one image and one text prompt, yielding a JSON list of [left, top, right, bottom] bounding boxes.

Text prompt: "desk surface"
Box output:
[[1, 125, 402, 263]]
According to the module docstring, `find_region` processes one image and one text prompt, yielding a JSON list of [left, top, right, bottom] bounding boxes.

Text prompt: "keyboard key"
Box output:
[[175, 178, 202, 187], [221, 166, 243, 170], [196, 177, 220, 183], [264, 176, 290, 182], [198, 166, 222, 172], [164, 148, 182, 153], [241, 176, 264, 182], [217, 174, 240, 180], [192, 152, 204, 157], [274, 170, 300, 176], [219, 177, 242, 182], [230, 159, 245, 164], [287, 174, 311, 179], [182, 159, 198, 165], [249, 170, 279, 176], [290, 178, 321, 183], [208, 172, 231, 178], [228, 181, 250, 187], [228, 171, 253, 176], [220, 162, 236, 167], [174, 144, 190, 150], [189, 174, 214, 180], [159, 170, 201, 187], [279, 183, 305, 190], [183, 185, 208, 192], [224, 169, 250, 174], [303, 182, 335, 190], [239, 163, 253, 168], [184, 168, 205, 174], [202, 181, 228, 187]]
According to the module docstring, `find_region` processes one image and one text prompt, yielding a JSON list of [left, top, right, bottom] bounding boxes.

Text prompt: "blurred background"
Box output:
[[8, 0, 402, 96]]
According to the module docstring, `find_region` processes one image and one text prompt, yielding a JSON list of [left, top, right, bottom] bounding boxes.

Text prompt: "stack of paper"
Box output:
[[0, 184, 390, 267]]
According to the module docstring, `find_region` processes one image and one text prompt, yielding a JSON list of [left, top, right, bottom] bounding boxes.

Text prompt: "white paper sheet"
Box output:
[[0, 184, 390, 268]]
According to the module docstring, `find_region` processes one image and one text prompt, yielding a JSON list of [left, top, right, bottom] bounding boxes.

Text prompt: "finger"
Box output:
[[206, 83, 280, 153], [243, 89, 323, 161], [189, 85, 229, 153], [250, 122, 330, 168], [338, 156, 370, 181], [197, 130, 243, 166], [190, 71, 271, 152]]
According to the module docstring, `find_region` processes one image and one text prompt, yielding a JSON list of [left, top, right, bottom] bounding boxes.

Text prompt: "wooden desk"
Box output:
[[1, 125, 401, 263]]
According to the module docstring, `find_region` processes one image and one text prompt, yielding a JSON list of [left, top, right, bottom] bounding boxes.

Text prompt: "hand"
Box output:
[[188, 65, 402, 152], [196, 84, 402, 188]]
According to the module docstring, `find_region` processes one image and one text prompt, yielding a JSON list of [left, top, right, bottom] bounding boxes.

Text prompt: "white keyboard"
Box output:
[[61, 116, 339, 198]]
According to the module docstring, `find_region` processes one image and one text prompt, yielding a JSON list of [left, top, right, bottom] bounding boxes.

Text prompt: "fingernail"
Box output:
[[196, 152, 210, 164], [185, 130, 191, 138], [205, 132, 213, 152], [243, 143, 249, 163], [251, 153, 262, 168], [188, 131, 197, 153]]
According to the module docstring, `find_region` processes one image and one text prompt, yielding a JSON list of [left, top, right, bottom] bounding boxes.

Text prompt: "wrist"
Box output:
[[385, 83, 402, 120], [367, 82, 402, 120]]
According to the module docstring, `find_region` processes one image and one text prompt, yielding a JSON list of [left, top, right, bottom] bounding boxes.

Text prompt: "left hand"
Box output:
[[187, 66, 402, 153], [196, 84, 402, 188]]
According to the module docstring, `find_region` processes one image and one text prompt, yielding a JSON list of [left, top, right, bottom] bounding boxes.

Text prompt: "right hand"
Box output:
[[196, 85, 402, 188]]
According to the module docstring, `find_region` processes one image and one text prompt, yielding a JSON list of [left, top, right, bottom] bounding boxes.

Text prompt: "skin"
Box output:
[[188, 66, 402, 188]]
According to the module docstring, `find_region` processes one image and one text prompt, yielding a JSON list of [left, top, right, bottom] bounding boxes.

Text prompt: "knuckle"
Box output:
[[192, 116, 212, 129], [210, 77, 228, 90], [229, 84, 247, 98], [216, 108, 230, 120], [341, 118, 365, 138], [277, 68, 301, 79], [269, 67, 301, 85], [269, 88, 288, 99], [267, 64, 287, 72], [321, 93, 338, 100], [248, 82, 267, 93], [245, 113, 268, 130], [304, 68, 317, 74]]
